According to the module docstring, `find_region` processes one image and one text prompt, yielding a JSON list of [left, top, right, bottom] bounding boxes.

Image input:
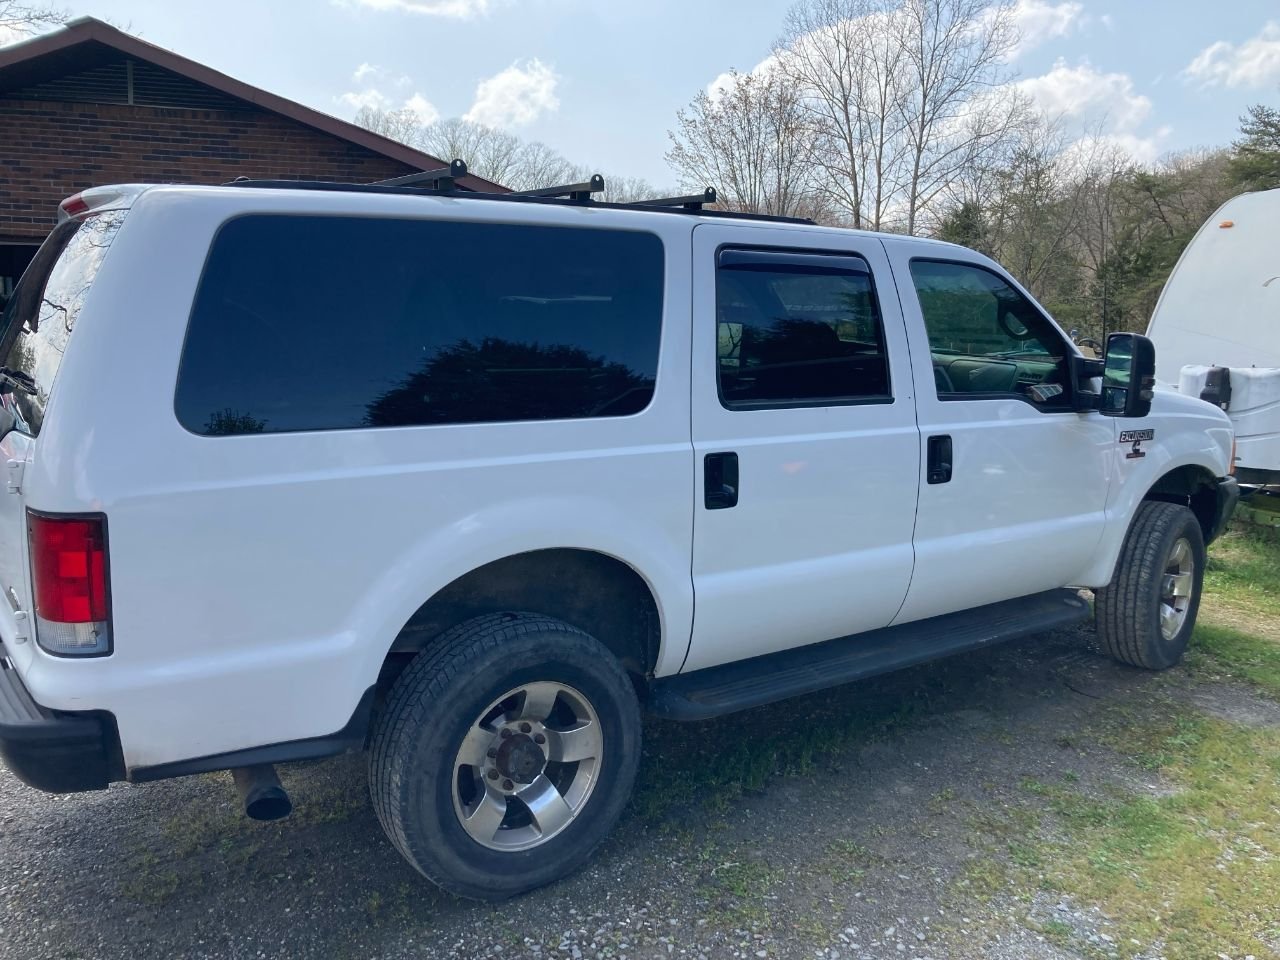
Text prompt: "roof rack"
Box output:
[[374, 159, 468, 190], [634, 188, 718, 211], [509, 174, 604, 202], [222, 162, 812, 225]]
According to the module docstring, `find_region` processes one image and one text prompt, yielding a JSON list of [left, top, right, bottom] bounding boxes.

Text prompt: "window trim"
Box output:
[[714, 244, 895, 413], [908, 256, 1076, 412], [173, 212, 668, 437]]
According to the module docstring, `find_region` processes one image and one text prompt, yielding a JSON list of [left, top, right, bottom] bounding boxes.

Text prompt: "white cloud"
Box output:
[[463, 59, 559, 128], [1006, 0, 1084, 57], [338, 88, 393, 112], [335, 0, 493, 18], [1017, 59, 1170, 165], [403, 93, 440, 125], [1185, 21, 1280, 89], [339, 62, 434, 120], [1016, 58, 1152, 131]]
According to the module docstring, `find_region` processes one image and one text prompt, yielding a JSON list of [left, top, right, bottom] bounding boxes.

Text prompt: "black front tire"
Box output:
[[1095, 500, 1206, 670], [368, 612, 641, 901]]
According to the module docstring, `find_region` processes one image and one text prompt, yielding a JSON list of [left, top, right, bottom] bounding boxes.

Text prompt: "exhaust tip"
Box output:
[[232, 764, 293, 821], [246, 787, 293, 822]]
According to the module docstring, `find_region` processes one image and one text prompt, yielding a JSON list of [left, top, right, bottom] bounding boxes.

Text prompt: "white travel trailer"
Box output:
[[1147, 188, 1280, 486]]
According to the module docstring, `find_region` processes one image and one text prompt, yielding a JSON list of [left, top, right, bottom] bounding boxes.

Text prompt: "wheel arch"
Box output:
[[1142, 463, 1219, 543], [378, 548, 664, 692]]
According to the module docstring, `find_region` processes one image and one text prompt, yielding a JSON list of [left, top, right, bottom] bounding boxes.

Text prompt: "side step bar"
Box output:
[[648, 590, 1090, 721]]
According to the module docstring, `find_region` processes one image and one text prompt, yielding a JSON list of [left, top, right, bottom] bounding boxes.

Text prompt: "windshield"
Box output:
[[0, 210, 127, 437]]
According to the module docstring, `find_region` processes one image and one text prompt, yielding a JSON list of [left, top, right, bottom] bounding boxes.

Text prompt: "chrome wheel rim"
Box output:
[[1160, 537, 1195, 642], [452, 681, 603, 852]]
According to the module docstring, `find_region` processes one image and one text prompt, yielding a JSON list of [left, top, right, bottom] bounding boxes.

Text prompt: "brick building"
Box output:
[[0, 17, 504, 301]]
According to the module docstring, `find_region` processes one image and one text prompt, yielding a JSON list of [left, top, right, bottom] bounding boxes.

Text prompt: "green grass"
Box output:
[[1034, 711, 1280, 958], [972, 525, 1280, 959], [1200, 525, 1280, 633], [1190, 523, 1280, 696]]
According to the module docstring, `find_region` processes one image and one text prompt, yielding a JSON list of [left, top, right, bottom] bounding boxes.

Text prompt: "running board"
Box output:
[[648, 590, 1090, 721]]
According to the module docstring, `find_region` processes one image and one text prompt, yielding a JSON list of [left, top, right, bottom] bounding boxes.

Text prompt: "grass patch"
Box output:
[[1200, 525, 1280, 637], [1191, 622, 1280, 699], [1035, 710, 1280, 959]]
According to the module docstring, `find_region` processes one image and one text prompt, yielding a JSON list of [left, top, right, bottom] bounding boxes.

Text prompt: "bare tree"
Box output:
[[775, 0, 909, 229], [353, 105, 430, 147], [354, 110, 660, 195], [773, 0, 1026, 233], [0, 1, 66, 44], [895, 0, 1025, 234], [665, 68, 818, 217]]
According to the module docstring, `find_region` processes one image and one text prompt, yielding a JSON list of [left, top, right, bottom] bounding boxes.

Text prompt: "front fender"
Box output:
[[1077, 396, 1232, 587]]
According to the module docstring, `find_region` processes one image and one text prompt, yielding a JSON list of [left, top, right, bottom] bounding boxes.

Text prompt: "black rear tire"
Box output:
[[368, 612, 641, 901], [1095, 500, 1205, 669]]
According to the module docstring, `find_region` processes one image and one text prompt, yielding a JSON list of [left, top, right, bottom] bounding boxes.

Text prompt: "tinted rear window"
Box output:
[[0, 211, 127, 436], [176, 215, 665, 436]]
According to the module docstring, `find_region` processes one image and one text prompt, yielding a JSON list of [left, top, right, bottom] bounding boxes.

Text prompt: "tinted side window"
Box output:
[[176, 216, 665, 435], [909, 260, 1069, 406], [716, 248, 890, 409]]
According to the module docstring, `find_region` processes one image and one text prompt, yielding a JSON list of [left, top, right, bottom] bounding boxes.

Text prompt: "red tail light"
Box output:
[[59, 193, 90, 218], [27, 512, 112, 656]]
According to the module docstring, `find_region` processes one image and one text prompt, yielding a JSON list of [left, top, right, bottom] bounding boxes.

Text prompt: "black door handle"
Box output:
[[704, 452, 739, 509], [927, 435, 952, 484]]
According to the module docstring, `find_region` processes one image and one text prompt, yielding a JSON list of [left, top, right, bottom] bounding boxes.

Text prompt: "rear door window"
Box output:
[[715, 247, 891, 408], [175, 215, 666, 436], [0, 211, 127, 436]]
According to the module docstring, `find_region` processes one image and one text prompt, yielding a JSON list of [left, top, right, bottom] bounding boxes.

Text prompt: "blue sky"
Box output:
[[40, 0, 1280, 185]]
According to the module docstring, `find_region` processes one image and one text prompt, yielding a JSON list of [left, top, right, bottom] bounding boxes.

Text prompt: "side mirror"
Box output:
[[1100, 333, 1156, 418]]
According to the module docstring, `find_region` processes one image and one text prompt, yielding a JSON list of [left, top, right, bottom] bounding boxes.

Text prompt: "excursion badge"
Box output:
[[1120, 428, 1155, 459]]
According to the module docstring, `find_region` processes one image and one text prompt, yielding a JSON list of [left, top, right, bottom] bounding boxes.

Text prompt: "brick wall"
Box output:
[[0, 98, 418, 244]]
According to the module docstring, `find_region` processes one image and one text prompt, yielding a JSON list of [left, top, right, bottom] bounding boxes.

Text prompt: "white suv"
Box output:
[[0, 175, 1238, 900]]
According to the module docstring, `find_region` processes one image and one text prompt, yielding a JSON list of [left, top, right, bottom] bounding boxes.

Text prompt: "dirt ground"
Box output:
[[5, 613, 1274, 960]]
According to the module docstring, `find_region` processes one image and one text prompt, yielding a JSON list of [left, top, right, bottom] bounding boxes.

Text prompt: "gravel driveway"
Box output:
[[0, 623, 1266, 960]]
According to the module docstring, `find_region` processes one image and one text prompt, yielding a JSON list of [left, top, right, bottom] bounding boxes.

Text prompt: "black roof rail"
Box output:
[[508, 174, 604, 201], [221, 170, 813, 225]]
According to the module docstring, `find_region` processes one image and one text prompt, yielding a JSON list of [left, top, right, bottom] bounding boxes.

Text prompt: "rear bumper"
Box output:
[[1208, 477, 1241, 544], [0, 645, 123, 793]]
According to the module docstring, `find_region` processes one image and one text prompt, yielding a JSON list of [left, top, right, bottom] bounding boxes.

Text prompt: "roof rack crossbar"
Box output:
[[375, 159, 468, 190], [508, 174, 605, 202], [634, 188, 717, 211]]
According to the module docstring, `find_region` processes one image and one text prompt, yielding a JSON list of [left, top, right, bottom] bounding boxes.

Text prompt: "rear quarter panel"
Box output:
[[19, 188, 696, 770]]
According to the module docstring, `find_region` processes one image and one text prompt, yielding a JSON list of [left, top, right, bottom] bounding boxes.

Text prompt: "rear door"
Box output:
[[685, 224, 921, 673], [0, 210, 127, 641]]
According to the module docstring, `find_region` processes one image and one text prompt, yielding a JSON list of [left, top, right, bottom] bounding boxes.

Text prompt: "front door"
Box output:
[[885, 244, 1114, 625], [685, 225, 921, 673]]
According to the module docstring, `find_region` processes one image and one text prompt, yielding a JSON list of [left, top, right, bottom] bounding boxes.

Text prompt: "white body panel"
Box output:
[[13, 187, 697, 768], [684, 224, 919, 673], [0, 183, 1233, 776]]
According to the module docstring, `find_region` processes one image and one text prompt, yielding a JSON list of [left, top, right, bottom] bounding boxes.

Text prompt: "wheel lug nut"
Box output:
[[500, 729, 512, 739], [519, 722, 532, 733], [487, 770, 498, 781], [502, 779, 514, 791], [487, 748, 497, 758], [534, 733, 546, 744]]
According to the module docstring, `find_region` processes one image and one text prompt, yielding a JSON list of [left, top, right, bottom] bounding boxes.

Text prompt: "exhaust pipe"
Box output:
[[231, 764, 292, 821]]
